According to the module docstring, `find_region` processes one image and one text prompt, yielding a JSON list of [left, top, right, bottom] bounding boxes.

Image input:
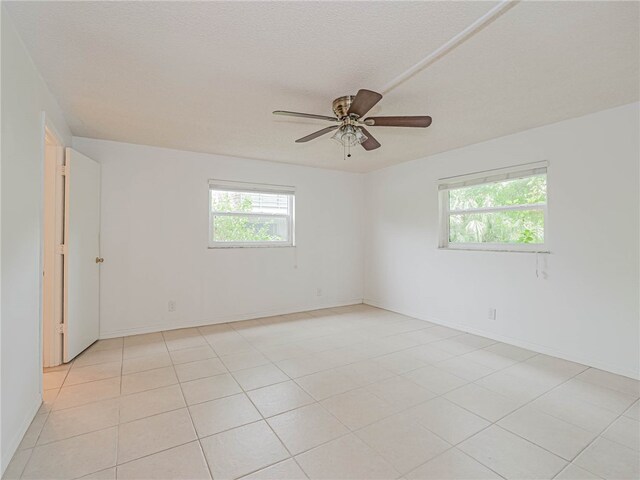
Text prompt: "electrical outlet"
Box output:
[[316, 288, 323, 297], [488, 308, 496, 320], [168, 300, 176, 312]]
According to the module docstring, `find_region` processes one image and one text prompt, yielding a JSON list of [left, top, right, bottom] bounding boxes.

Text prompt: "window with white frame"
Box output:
[[439, 163, 547, 251], [209, 180, 295, 247]]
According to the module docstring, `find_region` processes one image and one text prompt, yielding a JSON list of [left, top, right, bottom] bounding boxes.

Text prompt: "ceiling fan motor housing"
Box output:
[[332, 95, 355, 119]]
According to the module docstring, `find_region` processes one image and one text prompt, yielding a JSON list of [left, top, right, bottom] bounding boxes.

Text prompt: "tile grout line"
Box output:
[[16, 358, 77, 478], [161, 331, 214, 480], [11, 307, 638, 480], [113, 337, 125, 478], [220, 342, 316, 479], [161, 330, 302, 478], [202, 332, 299, 477], [402, 364, 586, 478], [456, 363, 623, 479], [97, 329, 627, 478], [550, 393, 640, 478], [333, 344, 613, 478], [22, 359, 589, 480], [330, 361, 509, 476], [215, 317, 387, 478], [13, 314, 417, 479]]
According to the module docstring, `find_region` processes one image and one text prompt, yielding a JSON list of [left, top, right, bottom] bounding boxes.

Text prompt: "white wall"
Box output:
[[364, 102, 640, 379], [71, 138, 364, 338], [0, 8, 72, 473]]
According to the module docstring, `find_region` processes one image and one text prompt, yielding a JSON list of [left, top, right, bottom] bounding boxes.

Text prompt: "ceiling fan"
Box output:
[[273, 89, 432, 158]]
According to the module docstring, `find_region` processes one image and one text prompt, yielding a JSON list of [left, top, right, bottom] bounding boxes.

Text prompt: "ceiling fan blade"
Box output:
[[347, 89, 383, 118], [364, 116, 432, 128], [273, 110, 338, 122], [295, 125, 339, 143], [359, 127, 381, 151]]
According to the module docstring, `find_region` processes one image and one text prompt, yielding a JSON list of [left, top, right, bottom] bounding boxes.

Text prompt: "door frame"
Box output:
[[40, 113, 66, 369]]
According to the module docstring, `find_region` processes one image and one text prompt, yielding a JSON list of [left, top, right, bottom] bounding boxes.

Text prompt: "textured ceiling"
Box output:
[[5, 1, 639, 172]]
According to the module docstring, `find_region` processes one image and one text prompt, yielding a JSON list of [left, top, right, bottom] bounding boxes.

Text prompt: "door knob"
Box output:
[[95, 257, 104, 263]]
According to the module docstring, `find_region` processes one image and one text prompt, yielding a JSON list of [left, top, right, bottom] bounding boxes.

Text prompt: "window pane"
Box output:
[[449, 210, 544, 244], [212, 215, 289, 242], [211, 190, 290, 215], [449, 175, 546, 210]]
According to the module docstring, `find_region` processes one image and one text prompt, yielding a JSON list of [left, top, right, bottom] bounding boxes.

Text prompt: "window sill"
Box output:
[[208, 245, 296, 249], [438, 246, 550, 254]]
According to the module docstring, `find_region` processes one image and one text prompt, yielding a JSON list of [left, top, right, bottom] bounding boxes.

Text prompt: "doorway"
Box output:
[[41, 128, 103, 396]]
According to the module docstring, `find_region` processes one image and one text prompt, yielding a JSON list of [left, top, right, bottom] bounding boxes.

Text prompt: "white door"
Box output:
[[63, 148, 101, 362]]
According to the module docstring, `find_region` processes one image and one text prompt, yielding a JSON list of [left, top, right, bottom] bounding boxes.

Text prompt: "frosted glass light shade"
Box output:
[[332, 125, 368, 147]]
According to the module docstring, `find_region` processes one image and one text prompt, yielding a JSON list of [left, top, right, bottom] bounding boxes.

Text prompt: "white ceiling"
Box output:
[[5, 1, 639, 172]]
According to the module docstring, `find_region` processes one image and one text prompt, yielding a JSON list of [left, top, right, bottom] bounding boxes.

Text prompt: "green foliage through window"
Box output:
[[447, 174, 546, 245], [210, 190, 292, 244]]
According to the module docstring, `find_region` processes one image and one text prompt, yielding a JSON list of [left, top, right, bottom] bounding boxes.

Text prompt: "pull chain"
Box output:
[[342, 143, 351, 161], [343, 143, 352, 160]]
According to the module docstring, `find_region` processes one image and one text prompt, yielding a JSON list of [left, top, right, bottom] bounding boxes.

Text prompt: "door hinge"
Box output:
[[57, 244, 67, 255], [55, 324, 66, 335], [56, 165, 67, 176]]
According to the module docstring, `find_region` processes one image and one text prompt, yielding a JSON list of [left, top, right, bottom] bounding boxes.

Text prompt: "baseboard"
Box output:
[[363, 298, 640, 381], [1, 394, 42, 476], [100, 298, 364, 339]]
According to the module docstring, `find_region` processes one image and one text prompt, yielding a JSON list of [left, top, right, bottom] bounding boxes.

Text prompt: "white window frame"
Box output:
[[208, 179, 295, 248], [438, 162, 549, 253]]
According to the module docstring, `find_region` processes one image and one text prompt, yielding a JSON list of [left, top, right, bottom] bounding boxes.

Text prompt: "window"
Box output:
[[209, 180, 295, 248], [439, 163, 547, 252]]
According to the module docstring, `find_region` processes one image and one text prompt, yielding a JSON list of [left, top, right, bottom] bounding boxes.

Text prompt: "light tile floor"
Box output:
[[4, 305, 639, 479]]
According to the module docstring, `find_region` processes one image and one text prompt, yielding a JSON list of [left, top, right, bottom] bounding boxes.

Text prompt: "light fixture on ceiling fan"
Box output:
[[331, 124, 367, 148], [273, 89, 432, 159]]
